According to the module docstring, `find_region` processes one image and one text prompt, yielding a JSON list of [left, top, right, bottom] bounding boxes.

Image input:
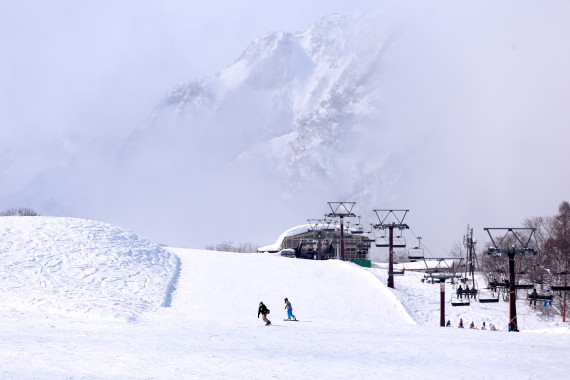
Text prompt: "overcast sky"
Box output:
[[2, 1, 570, 254]]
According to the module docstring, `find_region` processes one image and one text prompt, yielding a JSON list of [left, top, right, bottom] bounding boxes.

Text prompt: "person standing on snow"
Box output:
[[258, 302, 271, 325], [284, 297, 296, 320]]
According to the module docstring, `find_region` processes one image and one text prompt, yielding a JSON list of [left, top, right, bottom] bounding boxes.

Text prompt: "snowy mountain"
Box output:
[[113, 14, 401, 247], [135, 14, 388, 170]]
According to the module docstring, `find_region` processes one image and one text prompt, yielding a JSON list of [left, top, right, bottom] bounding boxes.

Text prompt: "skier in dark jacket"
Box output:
[[258, 302, 271, 325], [284, 297, 296, 320]]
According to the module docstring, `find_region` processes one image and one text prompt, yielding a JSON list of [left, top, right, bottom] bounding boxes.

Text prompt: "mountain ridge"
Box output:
[[125, 14, 392, 192]]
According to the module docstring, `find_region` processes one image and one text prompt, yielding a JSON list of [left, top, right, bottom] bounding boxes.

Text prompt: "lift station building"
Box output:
[[258, 224, 372, 262]]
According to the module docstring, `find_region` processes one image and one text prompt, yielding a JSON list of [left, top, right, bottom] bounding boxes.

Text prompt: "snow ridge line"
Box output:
[[338, 260, 416, 325], [350, 264, 417, 325], [162, 253, 181, 307]]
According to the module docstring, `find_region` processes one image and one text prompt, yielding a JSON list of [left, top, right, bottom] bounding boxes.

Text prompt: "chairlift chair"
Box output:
[[514, 284, 534, 290], [551, 286, 570, 292], [350, 225, 364, 234], [408, 246, 424, 261], [488, 279, 510, 291], [527, 289, 554, 302], [408, 236, 424, 260], [350, 217, 364, 234], [375, 229, 406, 248], [451, 294, 470, 307], [393, 231, 406, 248], [375, 236, 389, 248], [477, 289, 500, 303]]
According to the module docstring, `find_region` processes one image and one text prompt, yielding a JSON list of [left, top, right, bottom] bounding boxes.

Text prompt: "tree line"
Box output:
[[0, 208, 39, 216], [204, 241, 259, 253]]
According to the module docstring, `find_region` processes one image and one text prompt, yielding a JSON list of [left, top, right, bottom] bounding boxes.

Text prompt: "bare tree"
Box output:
[[449, 241, 465, 259], [205, 241, 259, 253], [393, 249, 409, 263], [542, 201, 570, 311], [0, 208, 39, 216]]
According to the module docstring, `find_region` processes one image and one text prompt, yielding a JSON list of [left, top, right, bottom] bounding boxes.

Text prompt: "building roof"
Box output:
[[258, 223, 342, 253]]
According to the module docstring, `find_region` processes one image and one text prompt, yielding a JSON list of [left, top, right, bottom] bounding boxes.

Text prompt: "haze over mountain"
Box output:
[[2, 4, 570, 253], [119, 14, 395, 248]]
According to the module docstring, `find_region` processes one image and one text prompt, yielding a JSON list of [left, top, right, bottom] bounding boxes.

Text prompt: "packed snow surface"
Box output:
[[0, 217, 569, 378], [0, 217, 180, 321]]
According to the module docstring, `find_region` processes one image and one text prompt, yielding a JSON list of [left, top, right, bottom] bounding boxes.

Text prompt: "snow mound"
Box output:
[[0, 217, 180, 321]]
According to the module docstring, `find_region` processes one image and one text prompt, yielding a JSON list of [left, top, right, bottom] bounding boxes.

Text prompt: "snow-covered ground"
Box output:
[[0, 217, 569, 378]]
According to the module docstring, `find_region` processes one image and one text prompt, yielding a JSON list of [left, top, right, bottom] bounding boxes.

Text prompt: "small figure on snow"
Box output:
[[445, 320, 451, 327], [284, 297, 296, 320], [489, 323, 497, 331], [258, 302, 271, 325], [544, 290, 553, 307], [457, 285, 464, 299], [481, 322, 487, 330], [469, 321, 477, 329], [458, 318, 464, 328]]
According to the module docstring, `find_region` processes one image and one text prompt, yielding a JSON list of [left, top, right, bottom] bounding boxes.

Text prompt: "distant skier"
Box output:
[[481, 322, 487, 330], [445, 320, 451, 327], [458, 318, 464, 328], [258, 302, 271, 325], [284, 297, 296, 320]]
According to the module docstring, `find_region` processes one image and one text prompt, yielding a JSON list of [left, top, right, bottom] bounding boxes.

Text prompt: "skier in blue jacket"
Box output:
[[284, 297, 296, 320]]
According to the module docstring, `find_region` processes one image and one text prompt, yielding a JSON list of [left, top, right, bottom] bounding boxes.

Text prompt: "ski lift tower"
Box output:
[[552, 243, 570, 322], [373, 209, 410, 289], [463, 225, 477, 283], [484, 227, 537, 332], [326, 202, 356, 261]]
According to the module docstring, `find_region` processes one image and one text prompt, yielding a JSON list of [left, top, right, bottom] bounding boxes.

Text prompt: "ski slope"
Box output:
[[0, 217, 569, 378], [370, 262, 568, 331]]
